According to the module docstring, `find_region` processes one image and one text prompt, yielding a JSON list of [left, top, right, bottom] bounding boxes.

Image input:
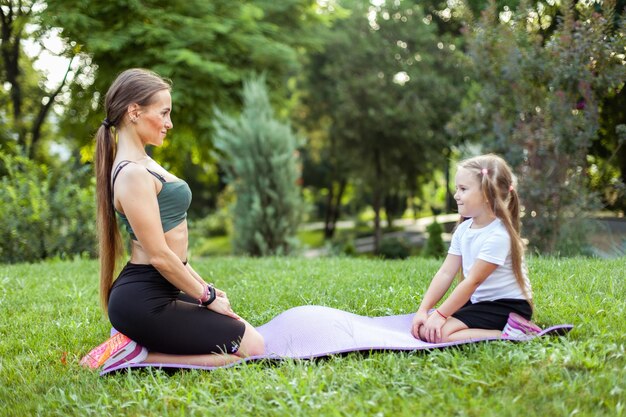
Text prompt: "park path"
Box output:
[[302, 213, 459, 258]]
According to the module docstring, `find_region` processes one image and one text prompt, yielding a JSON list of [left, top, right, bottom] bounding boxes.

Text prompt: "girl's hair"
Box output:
[[456, 153, 532, 304], [95, 68, 171, 313]]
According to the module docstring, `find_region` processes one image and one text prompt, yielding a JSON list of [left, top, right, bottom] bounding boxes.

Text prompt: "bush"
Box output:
[[0, 154, 96, 263], [422, 219, 446, 258], [189, 209, 232, 239], [452, 0, 626, 255], [378, 237, 411, 259]]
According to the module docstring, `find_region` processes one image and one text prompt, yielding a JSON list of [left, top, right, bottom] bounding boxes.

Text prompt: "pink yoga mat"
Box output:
[[101, 305, 573, 375]]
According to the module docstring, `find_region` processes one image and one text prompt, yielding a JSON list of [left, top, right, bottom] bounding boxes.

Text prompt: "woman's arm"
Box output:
[[115, 166, 205, 299], [185, 262, 207, 287], [185, 263, 229, 300], [184, 262, 240, 319]]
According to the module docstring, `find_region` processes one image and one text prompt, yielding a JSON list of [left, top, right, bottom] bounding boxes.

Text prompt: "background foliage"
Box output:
[[41, 0, 330, 215], [1, 0, 625, 260], [451, 0, 626, 254], [298, 0, 467, 250], [0, 153, 96, 263], [214, 76, 304, 256]]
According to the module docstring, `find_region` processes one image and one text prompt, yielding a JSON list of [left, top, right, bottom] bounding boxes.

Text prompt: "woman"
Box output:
[[92, 68, 264, 369]]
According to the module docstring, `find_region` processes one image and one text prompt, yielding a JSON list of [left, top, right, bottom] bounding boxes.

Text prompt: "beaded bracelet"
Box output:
[[198, 284, 216, 307]]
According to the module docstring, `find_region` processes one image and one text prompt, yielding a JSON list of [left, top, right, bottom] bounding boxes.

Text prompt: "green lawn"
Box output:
[[191, 230, 329, 257], [1, 256, 624, 416]]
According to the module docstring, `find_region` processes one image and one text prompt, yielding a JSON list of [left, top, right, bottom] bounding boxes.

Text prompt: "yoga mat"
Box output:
[[100, 305, 573, 375]]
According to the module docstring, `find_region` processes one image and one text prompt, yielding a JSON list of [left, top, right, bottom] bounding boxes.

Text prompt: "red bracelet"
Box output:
[[435, 309, 448, 319]]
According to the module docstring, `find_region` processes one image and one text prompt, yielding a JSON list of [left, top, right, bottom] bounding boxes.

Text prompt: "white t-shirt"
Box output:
[[448, 218, 531, 303]]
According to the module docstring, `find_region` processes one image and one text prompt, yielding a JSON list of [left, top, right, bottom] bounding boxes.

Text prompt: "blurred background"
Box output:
[[1, 0, 624, 263]]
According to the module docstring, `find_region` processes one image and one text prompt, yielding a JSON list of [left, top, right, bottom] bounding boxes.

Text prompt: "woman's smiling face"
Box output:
[[135, 89, 173, 147]]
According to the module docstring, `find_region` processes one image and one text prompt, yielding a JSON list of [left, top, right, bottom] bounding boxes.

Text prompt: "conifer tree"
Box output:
[[213, 76, 303, 256]]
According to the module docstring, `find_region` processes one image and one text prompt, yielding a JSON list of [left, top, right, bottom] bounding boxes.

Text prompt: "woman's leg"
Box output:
[[234, 319, 265, 357], [144, 352, 241, 367], [139, 319, 264, 366]]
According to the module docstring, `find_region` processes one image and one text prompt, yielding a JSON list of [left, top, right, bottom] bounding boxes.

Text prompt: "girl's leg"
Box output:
[[444, 328, 502, 342], [440, 318, 501, 342], [418, 317, 468, 342], [418, 317, 500, 343]]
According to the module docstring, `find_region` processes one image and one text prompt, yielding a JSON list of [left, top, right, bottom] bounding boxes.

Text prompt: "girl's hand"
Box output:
[[411, 310, 429, 339], [422, 312, 447, 343], [207, 296, 241, 321]]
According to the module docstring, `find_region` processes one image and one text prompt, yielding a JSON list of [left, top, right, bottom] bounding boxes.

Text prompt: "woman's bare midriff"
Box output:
[[128, 220, 189, 264]]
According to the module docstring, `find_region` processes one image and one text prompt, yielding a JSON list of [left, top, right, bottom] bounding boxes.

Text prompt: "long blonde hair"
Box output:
[[94, 68, 171, 313], [456, 154, 532, 304]]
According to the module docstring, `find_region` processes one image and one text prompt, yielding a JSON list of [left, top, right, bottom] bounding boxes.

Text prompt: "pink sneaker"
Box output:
[[80, 332, 135, 369], [502, 312, 542, 339], [102, 343, 148, 371]]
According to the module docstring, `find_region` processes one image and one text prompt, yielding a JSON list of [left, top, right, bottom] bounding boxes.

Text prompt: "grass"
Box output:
[[191, 227, 409, 257], [191, 230, 327, 257], [0, 256, 625, 416]]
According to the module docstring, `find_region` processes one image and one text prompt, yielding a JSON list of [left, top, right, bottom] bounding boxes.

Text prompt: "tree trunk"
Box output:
[[29, 58, 76, 158], [323, 183, 336, 239], [372, 149, 383, 253], [445, 155, 453, 213], [0, 2, 29, 148], [324, 179, 347, 239]]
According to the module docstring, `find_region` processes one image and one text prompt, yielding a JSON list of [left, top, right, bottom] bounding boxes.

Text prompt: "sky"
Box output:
[[23, 27, 74, 89]]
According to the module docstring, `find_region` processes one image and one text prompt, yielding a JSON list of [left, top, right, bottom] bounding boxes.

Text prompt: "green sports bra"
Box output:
[[112, 160, 192, 241]]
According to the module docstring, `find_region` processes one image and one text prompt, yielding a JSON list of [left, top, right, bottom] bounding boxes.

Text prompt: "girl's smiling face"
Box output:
[[454, 167, 494, 226]]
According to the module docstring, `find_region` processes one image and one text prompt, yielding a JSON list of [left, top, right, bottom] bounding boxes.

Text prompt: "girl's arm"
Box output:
[[436, 259, 497, 317], [411, 254, 461, 337], [417, 254, 462, 312], [421, 259, 498, 342]]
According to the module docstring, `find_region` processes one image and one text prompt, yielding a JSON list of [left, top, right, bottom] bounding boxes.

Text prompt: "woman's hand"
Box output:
[[207, 296, 241, 321], [411, 310, 429, 339], [421, 312, 447, 343], [214, 287, 229, 302]]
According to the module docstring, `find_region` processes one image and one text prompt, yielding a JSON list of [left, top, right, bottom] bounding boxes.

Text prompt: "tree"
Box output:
[[213, 75, 303, 256], [450, 0, 626, 254], [299, 0, 467, 250], [0, 0, 83, 159], [43, 0, 328, 215]]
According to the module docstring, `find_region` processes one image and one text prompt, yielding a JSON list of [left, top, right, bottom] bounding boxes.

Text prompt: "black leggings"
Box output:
[[451, 298, 533, 330], [108, 263, 246, 355]]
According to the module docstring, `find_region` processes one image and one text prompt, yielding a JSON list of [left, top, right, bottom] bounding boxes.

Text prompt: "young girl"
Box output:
[[411, 154, 541, 343]]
